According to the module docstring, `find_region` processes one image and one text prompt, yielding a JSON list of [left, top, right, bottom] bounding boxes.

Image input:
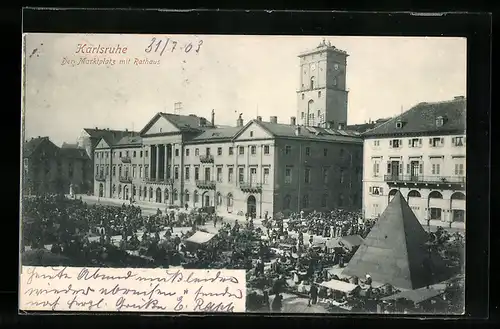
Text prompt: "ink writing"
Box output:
[[145, 37, 204, 56]]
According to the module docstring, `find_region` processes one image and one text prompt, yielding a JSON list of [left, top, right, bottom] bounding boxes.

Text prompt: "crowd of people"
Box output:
[[21, 194, 464, 314]]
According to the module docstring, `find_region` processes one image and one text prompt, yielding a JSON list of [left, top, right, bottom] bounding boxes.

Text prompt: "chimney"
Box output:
[[236, 116, 244, 127], [198, 117, 206, 127], [211, 109, 215, 126], [295, 126, 301, 136], [270, 116, 278, 124], [290, 116, 296, 126], [256, 116, 262, 122]]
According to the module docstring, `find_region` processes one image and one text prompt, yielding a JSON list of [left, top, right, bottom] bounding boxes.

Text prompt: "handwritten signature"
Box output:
[[145, 37, 203, 56]]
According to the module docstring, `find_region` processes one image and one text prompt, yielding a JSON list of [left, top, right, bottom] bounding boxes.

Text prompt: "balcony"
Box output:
[[199, 154, 214, 163], [95, 174, 106, 182], [120, 156, 131, 163], [384, 175, 465, 188], [144, 177, 174, 185], [239, 182, 262, 193], [119, 176, 132, 183], [195, 180, 216, 189]]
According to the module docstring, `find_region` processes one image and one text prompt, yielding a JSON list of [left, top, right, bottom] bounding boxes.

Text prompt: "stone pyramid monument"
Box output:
[[342, 190, 446, 290]]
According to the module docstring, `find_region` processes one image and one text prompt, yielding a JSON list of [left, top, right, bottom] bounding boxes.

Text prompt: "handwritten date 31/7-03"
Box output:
[[145, 37, 204, 56], [20, 266, 245, 313]]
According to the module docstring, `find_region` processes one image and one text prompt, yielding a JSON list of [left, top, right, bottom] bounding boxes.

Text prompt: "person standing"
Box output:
[[271, 293, 283, 312], [308, 283, 318, 306]]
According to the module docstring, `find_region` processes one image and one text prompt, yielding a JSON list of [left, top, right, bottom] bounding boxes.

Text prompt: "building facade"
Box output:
[[23, 137, 91, 195], [297, 39, 349, 128], [362, 97, 466, 227], [94, 113, 363, 217]]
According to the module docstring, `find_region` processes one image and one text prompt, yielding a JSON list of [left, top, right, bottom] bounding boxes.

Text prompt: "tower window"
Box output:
[[318, 91, 322, 98], [301, 112, 304, 119], [317, 110, 321, 116], [310, 76, 315, 90], [333, 78, 337, 86], [302, 93, 304, 100]]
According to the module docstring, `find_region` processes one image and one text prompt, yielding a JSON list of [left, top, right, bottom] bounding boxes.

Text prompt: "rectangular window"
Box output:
[[145, 150, 148, 157], [139, 165, 142, 178], [140, 151, 143, 157], [238, 167, 244, 183], [264, 145, 270, 154], [132, 166, 136, 178], [250, 167, 257, 183], [204, 168, 211, 181], [133, 151, 136, 157], [112, 166, 116, 177], [195, 148, 199, 156], [206, 148, 211, 156], [304, 168, 311, 183], [217, 167, 223, 182], [229, 147, 234, 155], [194, 167, 199, 180], [373, 161, 380, 177], [263, 168, 270, 184], [145, 165, 149, 179], [324, 148, 328, 156], [390, 139, 401, 148], [285, 167, 292, 184], [452, 136, 465, 147], [217, 147, 222, 156], [186, 148, 190, 156], [174, 166, 179, 180], [119, 151, 122, 158], [251, 146, 256, 155], [175, 149, 179, 157], [228, 167, 234, 183], [430, 137, 444, 147], [305, 147, 310, 156], [431, 163, 441, 175], [455, 163, 465, 176], [239, 146, 245, 155], [285, 145, 292, 155], [185, 166, 190, 180], [126, 151, 129, 157], [373, 140, 380, 147]]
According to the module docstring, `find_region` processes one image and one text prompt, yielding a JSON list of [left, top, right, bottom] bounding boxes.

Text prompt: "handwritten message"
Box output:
[[145, 37, 204, 56], [20, 266, 246, 313]]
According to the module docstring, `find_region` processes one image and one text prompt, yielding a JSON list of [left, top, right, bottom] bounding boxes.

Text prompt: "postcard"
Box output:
[[20, 33, 466, 314]]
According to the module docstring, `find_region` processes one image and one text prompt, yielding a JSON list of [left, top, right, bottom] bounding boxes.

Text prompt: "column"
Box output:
[[171, 143, 176, 180], [167, 144, 169, 181], [155, 145, 160, 181], [149, 145, 154, 179]]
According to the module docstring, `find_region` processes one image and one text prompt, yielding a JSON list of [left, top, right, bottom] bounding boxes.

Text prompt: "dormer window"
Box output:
[[436, 116, 445, 127], [396, 120, 404, 129]]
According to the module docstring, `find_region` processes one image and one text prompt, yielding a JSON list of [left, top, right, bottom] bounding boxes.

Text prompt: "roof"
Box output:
[[59, 147, 90, 160], [23, 137, 57, 158], [381, 287, 444, 304], [342, 191, 447, 290], [245, 120, 362, 143], [363, 97, 466, 137], [61, 142, 78, 149], [346, 119, 390, 134], [115, 135, 143, 147], [83, 128, 139, 146], [190, 126, 243, 142], [319, 279, 359, 293], [161, 113, 214, 131], [185, 231, 216, 244]]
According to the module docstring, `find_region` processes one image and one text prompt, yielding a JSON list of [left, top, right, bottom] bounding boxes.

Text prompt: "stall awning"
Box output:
[[185, 231, 216, 245], [319, 279, 359, 293], [340, 235, 364, 248], [380, 288, 444, 304]]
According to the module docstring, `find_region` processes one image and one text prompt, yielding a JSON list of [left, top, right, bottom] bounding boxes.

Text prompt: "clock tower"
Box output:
[[296, 40, 349, 128]]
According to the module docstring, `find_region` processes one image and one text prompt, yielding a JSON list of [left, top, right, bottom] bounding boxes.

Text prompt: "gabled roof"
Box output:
[[363, 97, 466, 137], [235, 119, 362, 143], [140, 112, 214, 135], [346, 119, 390, 134], [342, 191, 447, 290], [61, 142, 78, 149], [189, 126, 242, 142], [59, 147, 90, 160], [23, 137, 56, 158], [115, 135, 143, 147], [83, 128, 139, 146]]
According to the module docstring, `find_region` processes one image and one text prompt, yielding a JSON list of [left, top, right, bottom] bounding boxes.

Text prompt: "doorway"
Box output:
[[247, 195, 256, 216], [98, 183, 104, 198], [124, 186, 129, 200], [390, 161, 400, 179], [410, 161, 419, 181], [156, 187, 162, 203]]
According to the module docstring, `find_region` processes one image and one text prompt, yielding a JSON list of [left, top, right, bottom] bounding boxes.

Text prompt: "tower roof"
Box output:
[[342, 191, 446, 290]]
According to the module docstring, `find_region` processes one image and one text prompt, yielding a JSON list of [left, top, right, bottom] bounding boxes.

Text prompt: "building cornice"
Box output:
[[363, 130, 466, 139]]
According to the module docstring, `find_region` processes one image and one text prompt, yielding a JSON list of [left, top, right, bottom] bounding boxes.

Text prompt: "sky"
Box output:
[[23, 34, 466, 146]]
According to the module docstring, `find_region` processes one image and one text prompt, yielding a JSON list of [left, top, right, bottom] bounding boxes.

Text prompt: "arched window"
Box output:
[[429, 191, 443, 199], [185, 190, 190, 202], [310, 76, 315, 89], [217, 192, 222, 205], [302, 195, 309, 209], [164, 188, 169, 201], [451, 192, 465, 200], [284, 195, 291, 209], [149, 187, 153, 198], [408, 190, 421, 198], [194, 190, 199, 203], [118, 184, 122, 195], [173, 189, 178, 201], [132, 185, 136, 196], [112, 184, 116, 193], [321, 194, 328, 208], [143, 186, 147, 197], [138, 186, 142, 197]]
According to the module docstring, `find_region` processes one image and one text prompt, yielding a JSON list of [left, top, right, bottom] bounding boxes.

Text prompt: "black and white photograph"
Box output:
[[20, 33, 466, 314]]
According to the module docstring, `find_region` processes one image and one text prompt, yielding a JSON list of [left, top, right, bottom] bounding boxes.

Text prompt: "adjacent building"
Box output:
[[362, 96, 466, 228], [23, 137, 91, 195]]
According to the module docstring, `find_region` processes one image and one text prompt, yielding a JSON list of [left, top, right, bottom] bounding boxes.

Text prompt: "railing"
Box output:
[[120, 156, 131, 163], [119, 176, 132, 183], [144, 177, 173, 185], [195, 180, 216, 189], [384, 175, 466, 184], [240, 182, 263, 193], [95, 174, 106, 182], [199, 154, 214, 163]]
